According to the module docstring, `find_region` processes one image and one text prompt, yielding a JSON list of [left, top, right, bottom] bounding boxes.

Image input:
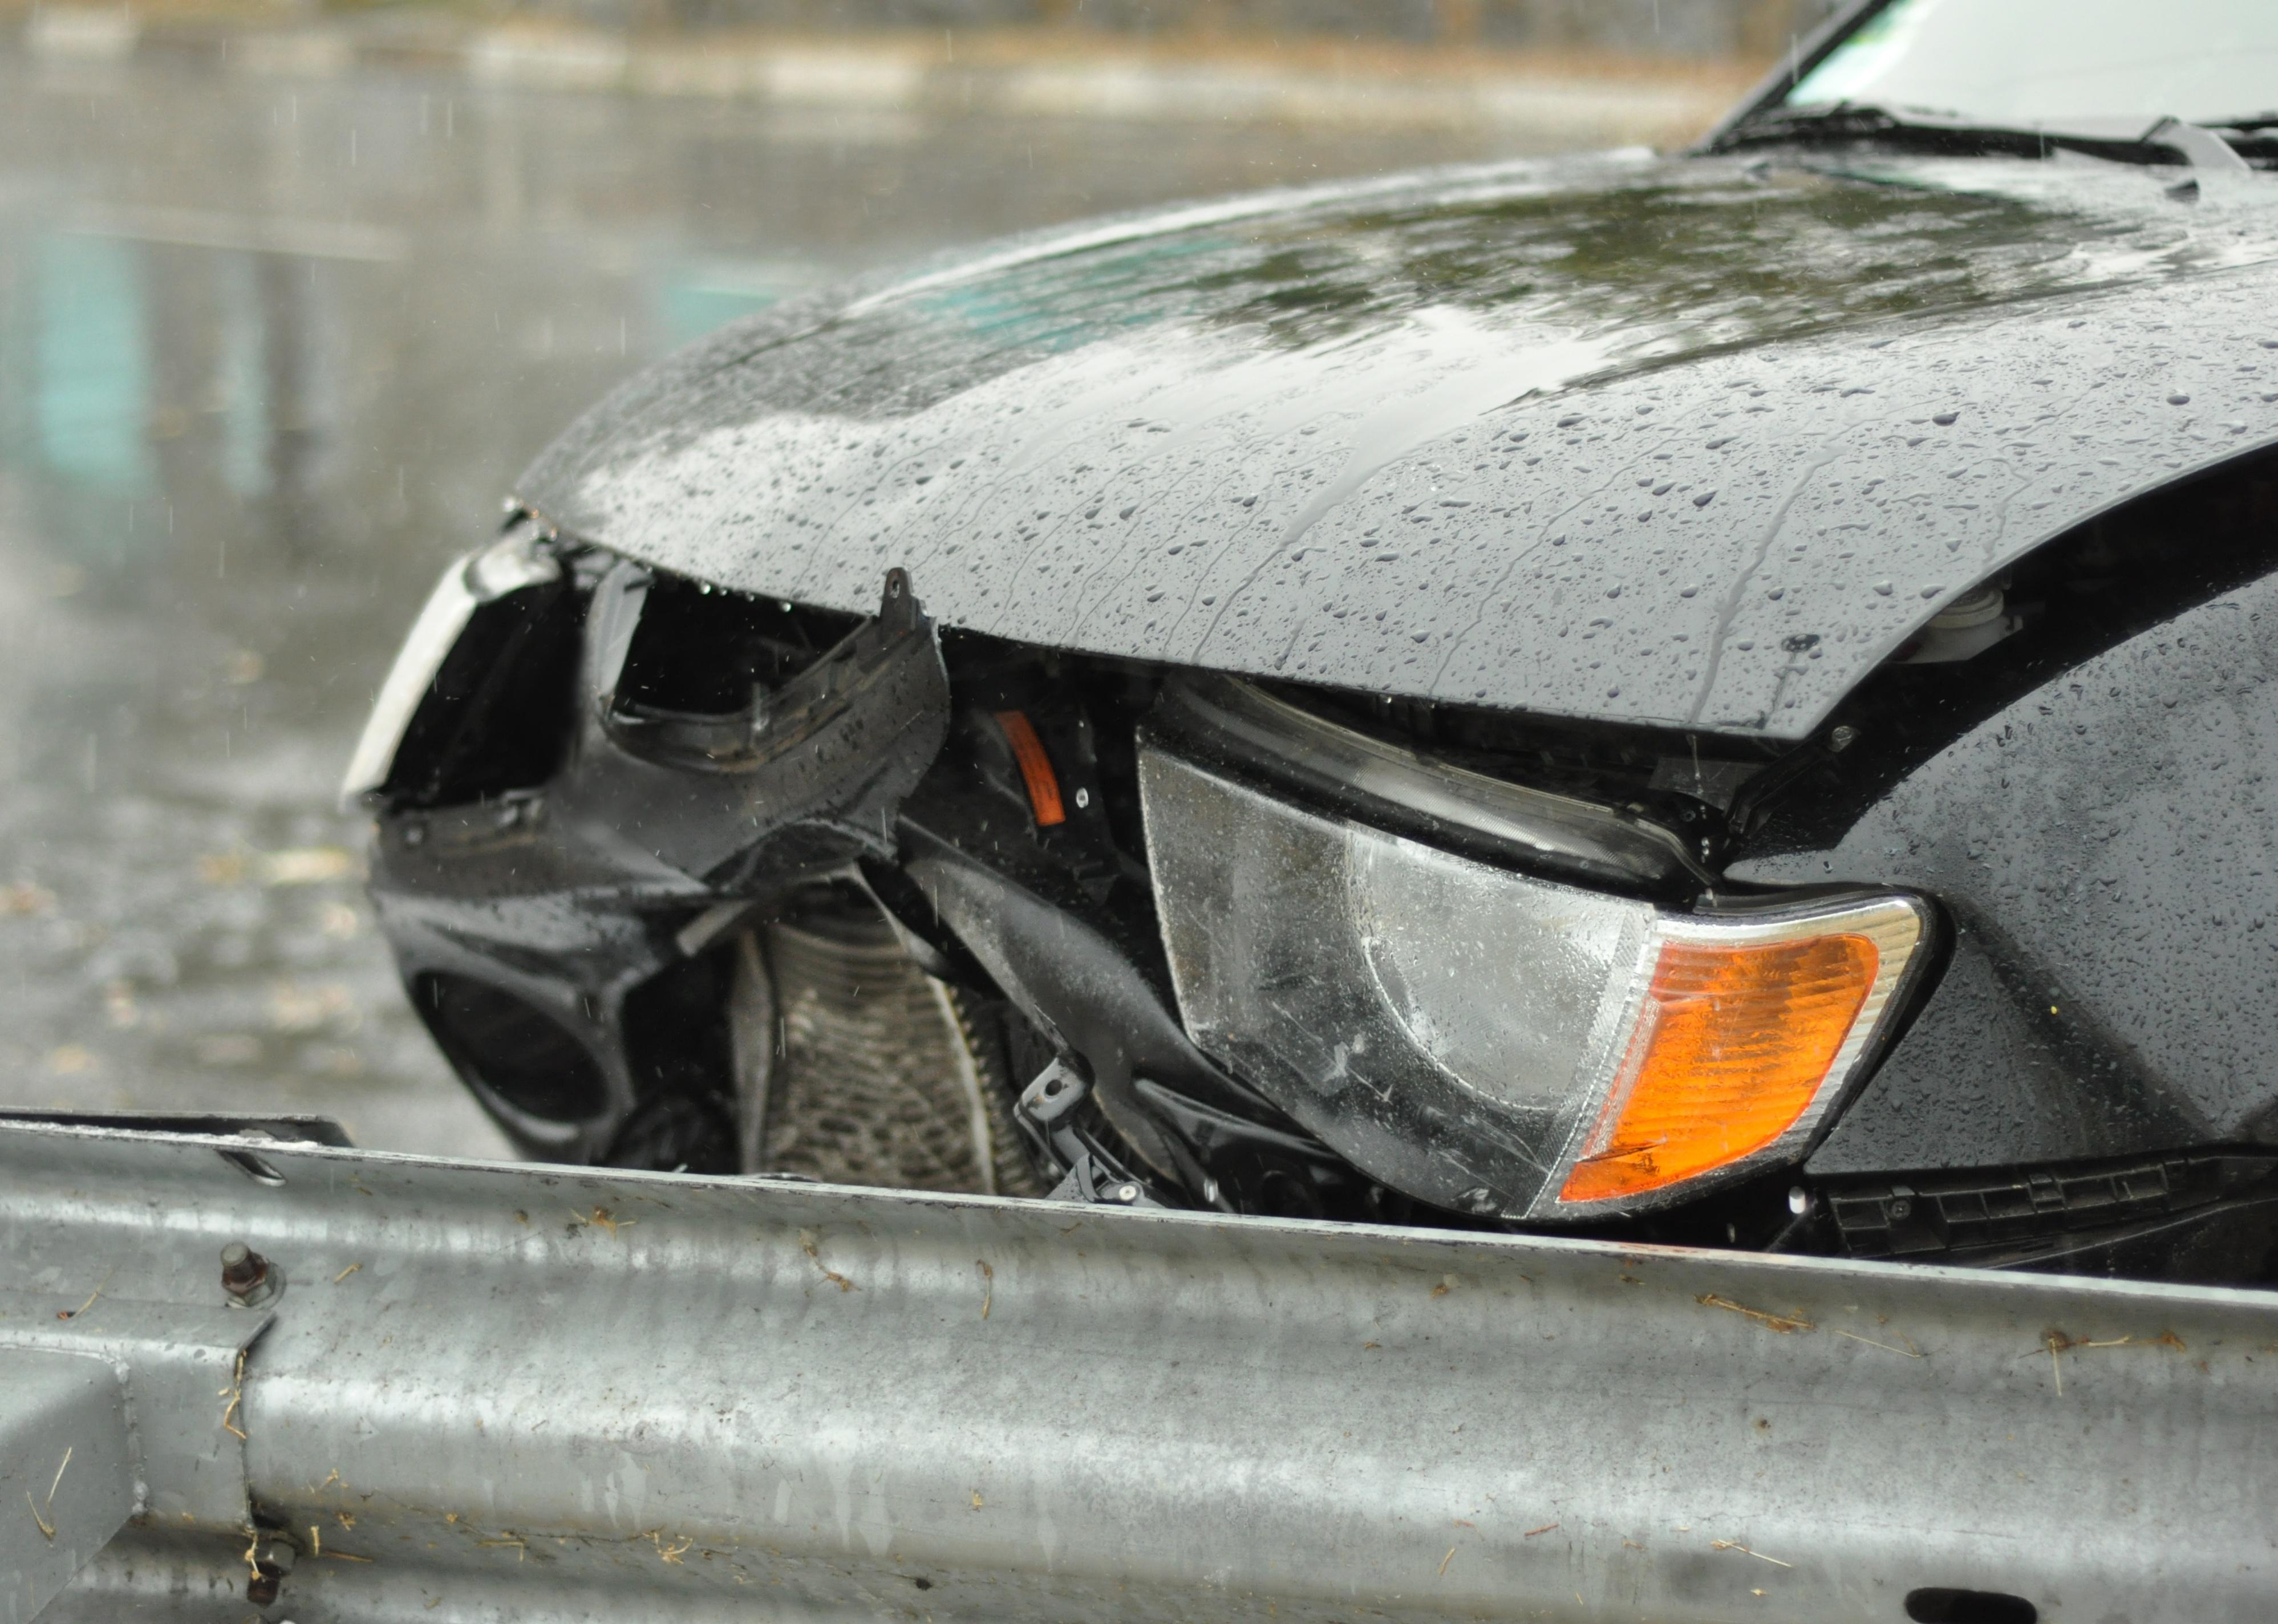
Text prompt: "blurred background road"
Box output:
[[0, 0, 1824, 1156]]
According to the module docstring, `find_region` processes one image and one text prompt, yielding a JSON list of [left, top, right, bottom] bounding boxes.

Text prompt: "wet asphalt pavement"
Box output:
[[0, 47, 1521, 1156]]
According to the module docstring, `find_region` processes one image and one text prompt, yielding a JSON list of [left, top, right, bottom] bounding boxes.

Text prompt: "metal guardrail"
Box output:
[[3, 1114, 2275, 1622]]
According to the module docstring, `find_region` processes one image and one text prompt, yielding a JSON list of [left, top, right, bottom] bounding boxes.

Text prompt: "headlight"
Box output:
[[1139, 683, 1930, 1220], [338, 523, 561, 809]]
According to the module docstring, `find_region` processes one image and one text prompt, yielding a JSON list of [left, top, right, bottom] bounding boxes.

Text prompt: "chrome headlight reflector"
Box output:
[[1139, 718, 1928, 1220], [1154, 676, 1712, 891]]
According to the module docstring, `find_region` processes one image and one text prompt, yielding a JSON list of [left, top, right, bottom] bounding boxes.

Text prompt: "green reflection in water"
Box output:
[[216, 251, 271, 502], [33, 234, 156, 497], [662, 283, 780, 351], [918, 233, 1225, 354]]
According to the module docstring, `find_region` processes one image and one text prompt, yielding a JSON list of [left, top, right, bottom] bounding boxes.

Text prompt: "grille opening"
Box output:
[[602, 1090, 736, 1175], [615, 574, 860, 717], [387, 578, 585, 809], [607, 951, 739, 1174], [736, 888, 1044, 1196], [417, 973, 606, 1122], [622, 948, 735, 1101], [1906, 1588, 2037, 1624]]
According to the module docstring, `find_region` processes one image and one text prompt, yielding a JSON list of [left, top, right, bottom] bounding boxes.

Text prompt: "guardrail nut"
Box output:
[[246, 1534, 297, 1605], [221, 1242, 283, 1308]]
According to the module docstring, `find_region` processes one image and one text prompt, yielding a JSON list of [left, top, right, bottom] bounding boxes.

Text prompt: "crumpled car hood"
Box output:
[[518, 151, 2278, 740]]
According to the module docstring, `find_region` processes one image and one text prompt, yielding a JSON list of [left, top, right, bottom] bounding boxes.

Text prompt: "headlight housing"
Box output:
[[1140, 681, 1931, 1220], [339, 522, 564, 810]]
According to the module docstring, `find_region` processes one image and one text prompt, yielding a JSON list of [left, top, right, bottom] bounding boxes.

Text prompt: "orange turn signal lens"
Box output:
[[1557, 932, 1882, 1206]]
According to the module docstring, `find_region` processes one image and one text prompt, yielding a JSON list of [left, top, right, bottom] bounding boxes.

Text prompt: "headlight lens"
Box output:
[[1139, 705, 1928, 1220]]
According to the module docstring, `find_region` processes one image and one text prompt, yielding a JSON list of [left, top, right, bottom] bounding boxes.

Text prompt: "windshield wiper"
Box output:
[[1712, 103, 2257, 173]]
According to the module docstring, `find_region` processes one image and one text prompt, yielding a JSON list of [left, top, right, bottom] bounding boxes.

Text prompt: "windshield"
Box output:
[[1787, 0, 2278, 127]]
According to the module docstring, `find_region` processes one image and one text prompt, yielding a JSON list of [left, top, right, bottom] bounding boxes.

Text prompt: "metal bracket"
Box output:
[[1, 1350, 134, 1624], [0, 1290, 271, 1541], [1018, 1061, 1166, 1206]]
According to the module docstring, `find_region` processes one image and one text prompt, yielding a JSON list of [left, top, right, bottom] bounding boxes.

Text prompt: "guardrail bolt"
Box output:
[[221, 1243, 266, 1296], [220, 1241, 283, 1308]]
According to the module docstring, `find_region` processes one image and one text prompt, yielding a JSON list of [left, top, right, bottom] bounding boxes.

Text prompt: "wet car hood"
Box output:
[[518, 151, 2278, 740]]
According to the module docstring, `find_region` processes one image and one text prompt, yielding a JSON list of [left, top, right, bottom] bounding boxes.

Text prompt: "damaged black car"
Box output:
[[344, 0, 2278, 1284]]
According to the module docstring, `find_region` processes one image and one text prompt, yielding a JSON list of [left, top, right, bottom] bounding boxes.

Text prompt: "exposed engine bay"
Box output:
[[351, 446, 2278, 1284]]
